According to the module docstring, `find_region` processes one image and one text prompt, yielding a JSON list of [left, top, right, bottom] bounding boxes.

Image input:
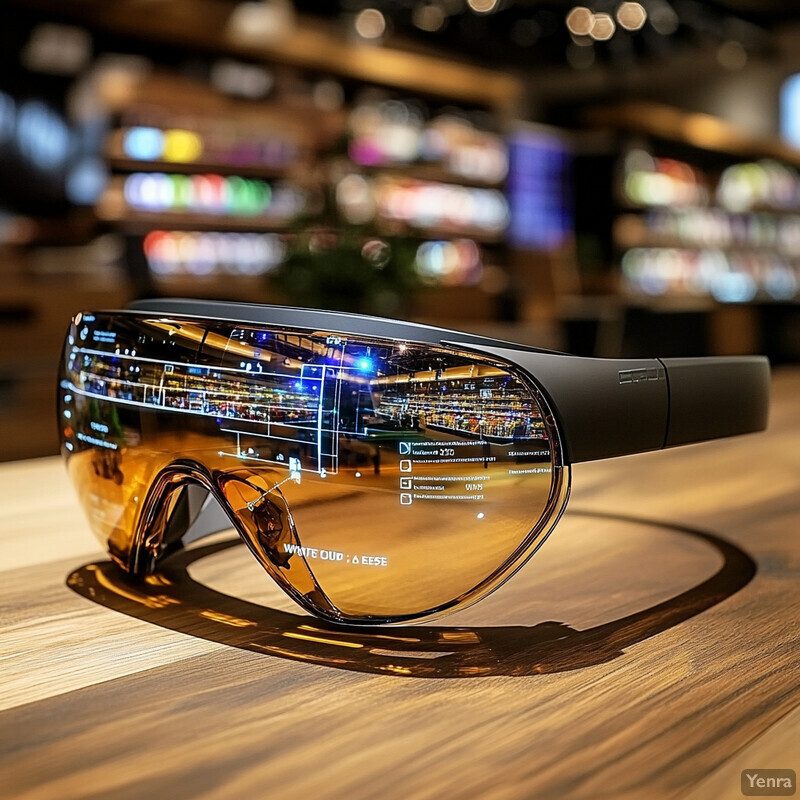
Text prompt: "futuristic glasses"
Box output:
[[58, 299, 770, 624]]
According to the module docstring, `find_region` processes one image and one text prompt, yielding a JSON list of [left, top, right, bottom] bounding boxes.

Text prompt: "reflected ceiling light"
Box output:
[[616, 2, 647, 31], [590, 12, 616, 40], [566, 7, 594, 37], [467, 0, 499, 14], [413, 3, 447, 32], [354, 8, 387, 39]]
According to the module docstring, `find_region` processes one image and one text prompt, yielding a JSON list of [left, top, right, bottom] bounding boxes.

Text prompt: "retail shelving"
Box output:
[[572, 102, 800, 359]]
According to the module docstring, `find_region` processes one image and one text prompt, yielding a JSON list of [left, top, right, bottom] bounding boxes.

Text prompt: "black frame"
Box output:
[[128, 297, 771, 464]]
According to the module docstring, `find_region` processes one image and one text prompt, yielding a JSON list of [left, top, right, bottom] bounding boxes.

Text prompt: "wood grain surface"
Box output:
[[1, 369, 799, 800]]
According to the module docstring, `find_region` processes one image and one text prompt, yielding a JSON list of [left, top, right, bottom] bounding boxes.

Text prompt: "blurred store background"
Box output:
[[3, 0, 800, 460]]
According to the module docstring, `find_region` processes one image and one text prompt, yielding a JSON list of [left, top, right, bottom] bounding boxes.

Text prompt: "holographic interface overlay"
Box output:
[[59, 312, 568, 623]]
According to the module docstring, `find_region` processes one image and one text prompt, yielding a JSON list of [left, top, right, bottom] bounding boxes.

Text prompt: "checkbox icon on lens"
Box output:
[[400, 477, 412, 489], [399, 442, 411, 454], [400, 493, 412, 505], [399, 459, 412, 472]]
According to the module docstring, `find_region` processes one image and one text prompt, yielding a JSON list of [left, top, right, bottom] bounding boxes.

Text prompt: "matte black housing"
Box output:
[[127, 298, 770, 464], [659, 356, 770, 449]]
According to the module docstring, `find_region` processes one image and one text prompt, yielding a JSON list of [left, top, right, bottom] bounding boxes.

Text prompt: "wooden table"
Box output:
[[2, 369, 799, 800]]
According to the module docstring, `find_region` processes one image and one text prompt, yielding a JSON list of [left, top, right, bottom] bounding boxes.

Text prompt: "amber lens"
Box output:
[[59, 312, 568, 622]]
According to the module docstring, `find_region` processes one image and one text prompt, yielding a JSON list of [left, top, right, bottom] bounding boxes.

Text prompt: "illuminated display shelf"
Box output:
[[616, 207, 800, 305], [72, 325, 543, 453], [612, 171, 800, 305], [107, 125, 305, 174], [616, 218, 800, 255], [74, 56, 524, 303], [581, 103, 800, 310], [86, 365, 321, 423], [377, 394, 545, 440]]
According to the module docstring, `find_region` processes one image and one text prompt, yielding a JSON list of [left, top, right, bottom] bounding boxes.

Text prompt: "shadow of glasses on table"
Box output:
[[66, 510, 756, 679]]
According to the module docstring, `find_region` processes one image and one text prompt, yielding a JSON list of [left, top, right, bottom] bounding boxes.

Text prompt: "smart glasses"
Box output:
[[58, 299, 769, 624]]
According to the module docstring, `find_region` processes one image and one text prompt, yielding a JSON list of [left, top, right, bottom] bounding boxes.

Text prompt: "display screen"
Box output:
[[507, 130, 573, 250], [60, 314, 561, 619]]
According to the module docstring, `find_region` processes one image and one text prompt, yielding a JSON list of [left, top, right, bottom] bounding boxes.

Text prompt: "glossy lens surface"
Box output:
[[59, 312, 568, 622]]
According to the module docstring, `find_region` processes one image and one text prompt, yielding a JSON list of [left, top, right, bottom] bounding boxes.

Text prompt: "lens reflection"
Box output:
[[59, 313, 567, 622]]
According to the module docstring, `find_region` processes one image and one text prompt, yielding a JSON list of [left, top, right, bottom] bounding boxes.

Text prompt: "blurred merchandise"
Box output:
[[716, 160, 800, 211], [115, 123, 299, 169], [337, 174, 509, 237], [143, 230, 287, 277], [621, 247, 798, 302], [621, 150, 710, 207], [119, 172, 305, 219], [615, 147, 800, 303], [347, 99, 508, 184], [415, 239, 483, 286]]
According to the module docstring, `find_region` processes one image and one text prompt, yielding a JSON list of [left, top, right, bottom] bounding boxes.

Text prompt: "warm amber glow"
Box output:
[[467, 0, 500, 13], [590, 12, 616, 41], [283, 632, 365, 648], [354, 8, 386, 39], [566, 6, 593, 37], [616, 2, 647, 31]]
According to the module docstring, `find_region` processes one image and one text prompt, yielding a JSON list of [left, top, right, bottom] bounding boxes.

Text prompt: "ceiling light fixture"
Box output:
[[566, 7, 594, 38], [616, 2, 647, 31], [590, 12, 616, 41], [354, 8, 387, 40], [467, 0, 500, 15]]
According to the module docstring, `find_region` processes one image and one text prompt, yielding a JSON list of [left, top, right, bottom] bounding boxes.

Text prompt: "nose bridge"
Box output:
[[131, 460, 217, 573], [130, 459, 340, 619]]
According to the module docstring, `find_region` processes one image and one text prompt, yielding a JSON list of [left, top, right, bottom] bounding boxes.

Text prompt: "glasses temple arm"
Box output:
[[657, 355, 770, 450], [447, 342, 769, 464]]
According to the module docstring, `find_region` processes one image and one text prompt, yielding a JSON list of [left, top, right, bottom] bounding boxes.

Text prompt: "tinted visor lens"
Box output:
[[59, 312, 568, 622]]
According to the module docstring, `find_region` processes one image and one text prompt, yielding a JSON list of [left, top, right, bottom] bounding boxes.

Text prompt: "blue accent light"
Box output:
[[507, 130, 573, 251], [66, 157, 108, 205], [16, 100, 71, 170], [123, 127, 165, 161], [781, 74, 800, 148], [357, 357, 374, 373]]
